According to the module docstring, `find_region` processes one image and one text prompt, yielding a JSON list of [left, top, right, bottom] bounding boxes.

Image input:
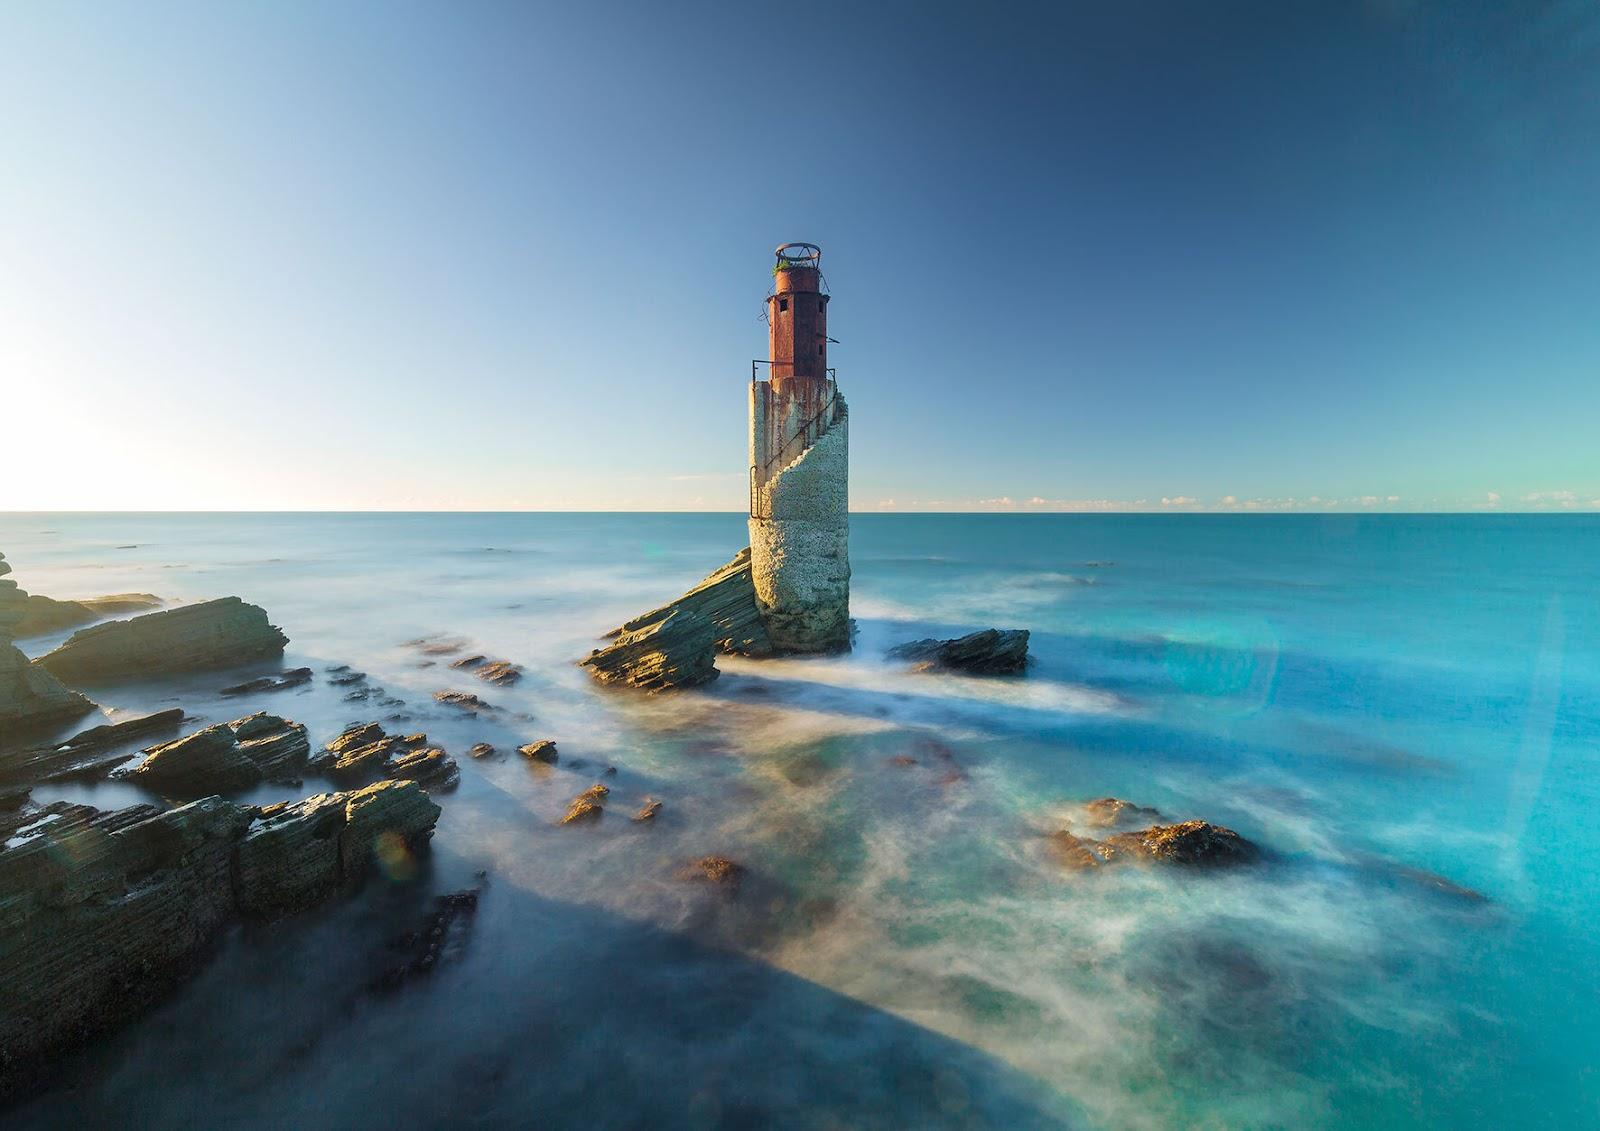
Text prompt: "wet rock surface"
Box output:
[[605, 547, 773, 657], [448, 655, 523, 685], [433, 689, 490, 712], [887, 628, 1030, 674], [0, 782, 442, 1099], [1050, 802, 1258, 871], [369, 883, 485, 992], [36, 596, 289, 682]]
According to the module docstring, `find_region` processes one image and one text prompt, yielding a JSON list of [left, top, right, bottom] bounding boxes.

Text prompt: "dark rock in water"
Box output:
[[575, 783, 610, 803], [1104, 821, 1257, 866], [13, 592, 164, 639], [581, 608, 720, 692], [601, 765, 618, 777], [685, 855, 744, 887], [605, 547, 774, 658], [887, 628, 1030, 674], [0, 781, 441, 1096], [125, 714, 311, 795], [344, 688, 375, 702], [518, 739, 558, 764], [235, 780, 442, 916], [468, 742, 497, 759], [560, 797, 603, 824], [327, 670, 367, 686], [632, 798, 663, 822], [449, 654, 486, 670], [404, 635, 468, 657], [1082, 797, 1163, 829], [220, 666, 313, 696], [0, 556, 96, 733], [433, 690, 490, 712], [887, 755, 918, 768], [370, 884, 484, 992], [36, 596, 288, 682], [0, 708, 186, 786]]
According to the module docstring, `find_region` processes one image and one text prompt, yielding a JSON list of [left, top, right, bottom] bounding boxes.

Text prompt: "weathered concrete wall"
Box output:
[[748, 402, 850, 653]]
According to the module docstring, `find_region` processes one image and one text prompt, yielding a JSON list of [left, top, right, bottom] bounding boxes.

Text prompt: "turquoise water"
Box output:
[[3, 513, 1597, 1128]]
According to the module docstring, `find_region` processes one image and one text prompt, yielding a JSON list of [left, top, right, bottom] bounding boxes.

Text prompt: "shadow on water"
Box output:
[[10, 861, 1082, 1131]]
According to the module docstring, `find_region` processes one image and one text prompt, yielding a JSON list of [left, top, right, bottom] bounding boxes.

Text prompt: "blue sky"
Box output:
[[2, 1, 1597, 511]]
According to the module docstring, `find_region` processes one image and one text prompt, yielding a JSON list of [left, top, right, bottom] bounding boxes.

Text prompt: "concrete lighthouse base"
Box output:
[[748, 408, 850, 653]]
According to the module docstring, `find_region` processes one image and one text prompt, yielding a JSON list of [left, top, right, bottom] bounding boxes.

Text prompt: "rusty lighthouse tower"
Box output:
[[748, 242, 850, 653]]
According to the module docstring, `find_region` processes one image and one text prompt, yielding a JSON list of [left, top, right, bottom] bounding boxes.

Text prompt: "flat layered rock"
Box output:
[[0, 708, 187, 786], [310, 721, 458, 791], [125, 714, 311, 796], [36, 596, 288, 682], [13, 592, 164, 639], [888, 628, 1030, 674], [581, 608, 720, 692], [604, 547, 774, 658], [220, 667, 313, 696]]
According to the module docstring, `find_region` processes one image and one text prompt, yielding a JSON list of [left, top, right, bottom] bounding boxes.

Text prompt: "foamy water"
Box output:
[[4, 512, 1596, 1128]]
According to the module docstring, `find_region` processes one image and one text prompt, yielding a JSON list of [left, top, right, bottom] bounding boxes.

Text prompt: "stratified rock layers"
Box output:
[[748, 402, 850, 654], [581, 548, 773, 691], [37, 596, 288, 682], [0, 782, 441, 1099], [0, 552, 93, 734]]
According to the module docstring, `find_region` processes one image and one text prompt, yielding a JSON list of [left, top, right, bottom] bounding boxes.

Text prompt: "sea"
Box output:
[[2, 512, 1596, 1129]]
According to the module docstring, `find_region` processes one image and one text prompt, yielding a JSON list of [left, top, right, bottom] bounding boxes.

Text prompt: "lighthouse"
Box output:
[[748, 243, 850, 653]]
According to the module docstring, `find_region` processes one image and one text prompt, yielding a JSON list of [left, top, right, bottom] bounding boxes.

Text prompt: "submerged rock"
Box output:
[[632, 798, 663, 822], [36, 596, 289, 682], [0, 782, 444, 1097], [468, 742, 497, 759], [685, 855, 744, 887], [433, 689, 490, 712], [449, 655, 524, 685], [1081, 797, 1163, 829], [887, 628, 1030, 674], [369, 885, 484, 991], [12, 592, 164, 639], [220, 666, 314, 696]]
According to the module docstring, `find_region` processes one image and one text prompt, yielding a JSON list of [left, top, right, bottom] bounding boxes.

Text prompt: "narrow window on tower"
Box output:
[[818, 344, 824, 356], [778, 298, 788, 312], [818, 300, 825, 313]]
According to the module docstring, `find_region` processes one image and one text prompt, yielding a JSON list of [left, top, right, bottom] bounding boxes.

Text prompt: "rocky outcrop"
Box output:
[[125, 714, 310, 795], [633, 798, 663, 822], [581, 548, 774, 692], [581, 608, 720, 692], [684, 855, 744, 887], [888, 628, 1030, 674], [433, 690, 490, 712], [448, 655, 523, 685], [36, 596, 288, 682], [0, 553, 94, 736], [606, 548, 773, 657], [13, 592, 163, 639], [1049, 802, 1257, 871], [1105, 821, 1257, 866], [0, 782, 442, 1098], [519, 739, 558, 763], [0, 709, 187, 786], [309, 722, 458, 792]]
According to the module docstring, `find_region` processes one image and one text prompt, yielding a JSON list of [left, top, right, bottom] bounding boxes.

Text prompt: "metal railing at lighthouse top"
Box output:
[[748, 361, 841, 520]]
